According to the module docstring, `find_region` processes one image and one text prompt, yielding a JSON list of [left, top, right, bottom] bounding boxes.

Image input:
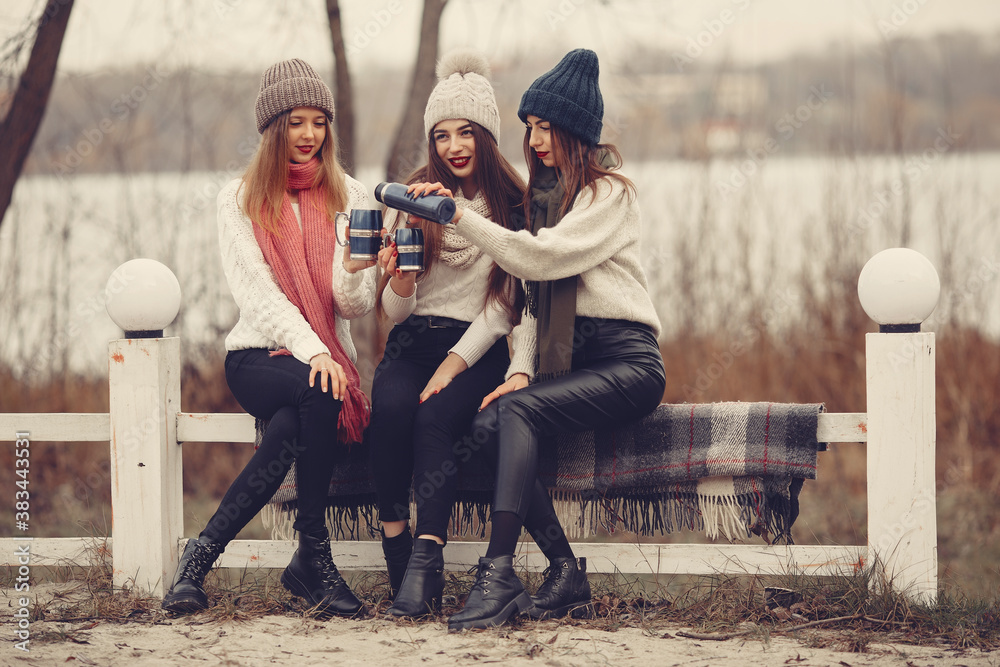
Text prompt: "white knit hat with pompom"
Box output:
[[423, 48, 500, 142]]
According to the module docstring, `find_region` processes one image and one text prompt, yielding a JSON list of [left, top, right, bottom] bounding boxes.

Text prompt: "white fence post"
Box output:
[[105, 258, 184, 596], [858, 248, 940, 604], [865, 332, 937, 603], [108, 336, 183, 596]]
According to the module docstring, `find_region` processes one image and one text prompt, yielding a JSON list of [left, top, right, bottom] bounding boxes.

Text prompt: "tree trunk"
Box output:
[[0, 0, 75, 228], [384, 0, 448, 183], [325, 0, 355, 175]]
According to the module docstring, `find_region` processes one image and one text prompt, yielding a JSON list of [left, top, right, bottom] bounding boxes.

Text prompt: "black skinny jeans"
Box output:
[[369, 321, 509, 541], [200, 348, 343, 544], [472, 318, 666, 545]]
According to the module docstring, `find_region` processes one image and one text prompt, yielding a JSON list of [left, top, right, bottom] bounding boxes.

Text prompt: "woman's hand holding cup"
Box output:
[[379, 235, 416, 297], [342, 224, 384, 273]]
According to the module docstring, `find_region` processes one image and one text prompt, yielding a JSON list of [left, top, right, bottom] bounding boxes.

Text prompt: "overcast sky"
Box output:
[[3, 0, 1000, 75]]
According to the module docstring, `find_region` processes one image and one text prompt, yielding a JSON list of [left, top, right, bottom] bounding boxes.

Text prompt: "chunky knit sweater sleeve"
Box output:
[[217, 179, 328, 364], [454, 175, 662, 336], [455, 177, 632, 280], [506, 308, 537, 381]]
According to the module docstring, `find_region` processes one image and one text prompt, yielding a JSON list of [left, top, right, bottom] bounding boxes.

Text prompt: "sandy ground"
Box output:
[[4, 584, 997, 666], [9, 613, 998, 666]]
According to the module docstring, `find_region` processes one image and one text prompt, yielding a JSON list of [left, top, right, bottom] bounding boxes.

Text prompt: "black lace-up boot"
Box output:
[[447, 555, 532, 632], [387, 538, 444, 617], [527, 556, 593, 619], [281, 531, 364, 618], [162, 536, 225, 613]]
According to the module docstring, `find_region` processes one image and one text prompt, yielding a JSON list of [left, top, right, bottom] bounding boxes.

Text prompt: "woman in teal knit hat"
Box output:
[[409, 48, 666, 631]]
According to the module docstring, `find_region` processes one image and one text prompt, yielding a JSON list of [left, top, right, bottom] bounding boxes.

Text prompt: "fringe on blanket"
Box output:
[[264, 480, 797, 545], [441, 476, 799, 545], [262, 497, 381, 542]]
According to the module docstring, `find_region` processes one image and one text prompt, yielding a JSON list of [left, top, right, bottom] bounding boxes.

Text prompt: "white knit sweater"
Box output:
[[380, 190, 515, 367], [217, 175, 377, 365], [454, 175, 661, 378]]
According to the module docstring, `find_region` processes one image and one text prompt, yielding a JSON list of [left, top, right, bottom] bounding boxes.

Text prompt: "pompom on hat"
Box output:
[[423, 48, 501, 142], [255, 59, 335, 134], [518, 48, 604, 146]]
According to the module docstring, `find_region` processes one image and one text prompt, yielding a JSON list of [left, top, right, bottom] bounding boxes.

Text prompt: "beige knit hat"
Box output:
[[255, 59, 335, 134], [423, 49, 500, 142]]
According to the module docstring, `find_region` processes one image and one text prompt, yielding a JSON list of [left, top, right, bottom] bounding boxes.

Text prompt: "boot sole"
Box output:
[[526, 599, 595, 620], [447, 591, 532, 632], [161, 594, 208, 615], [280, 569, 363, 619]]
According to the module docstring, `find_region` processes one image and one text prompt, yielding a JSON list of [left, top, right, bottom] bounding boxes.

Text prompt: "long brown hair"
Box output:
[[240, 109, 348, 233], [521, 124, 635, 217], [376, 122, 525, 322]]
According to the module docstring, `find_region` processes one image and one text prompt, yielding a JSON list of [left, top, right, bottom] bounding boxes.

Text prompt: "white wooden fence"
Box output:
[[0, 255, 939, 605]]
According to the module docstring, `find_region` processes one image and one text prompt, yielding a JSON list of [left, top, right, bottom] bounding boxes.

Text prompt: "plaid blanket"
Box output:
[[261, 402, 825, 545]]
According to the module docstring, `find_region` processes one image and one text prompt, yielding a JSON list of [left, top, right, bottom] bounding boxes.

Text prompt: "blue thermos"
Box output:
[[374, 182, 457, 225]]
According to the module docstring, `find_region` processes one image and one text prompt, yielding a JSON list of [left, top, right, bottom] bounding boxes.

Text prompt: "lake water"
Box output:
[[1, 153, 997, 381]]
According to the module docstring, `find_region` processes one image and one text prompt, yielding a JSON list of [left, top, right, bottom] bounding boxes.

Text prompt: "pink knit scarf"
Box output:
[[251, 158, 370, 444]]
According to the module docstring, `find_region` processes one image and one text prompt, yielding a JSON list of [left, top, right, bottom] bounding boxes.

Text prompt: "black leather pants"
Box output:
[[472, 318, 666, 521]]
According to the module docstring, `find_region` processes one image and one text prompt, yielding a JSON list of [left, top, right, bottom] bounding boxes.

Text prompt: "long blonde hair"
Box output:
[[240, 110, 348, 232]]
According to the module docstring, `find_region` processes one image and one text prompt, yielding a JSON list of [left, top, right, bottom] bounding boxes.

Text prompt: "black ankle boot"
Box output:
[[381, 530, 413, 600], [447, 555, 532, 632], [527, 556, 593, 619], [162, 536, 224, 614], [387, 538, 444, 617], [281, 532, 364, 618]]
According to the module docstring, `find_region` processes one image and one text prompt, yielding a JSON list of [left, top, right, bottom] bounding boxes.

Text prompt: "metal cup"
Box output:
[[335, 209, 383, 261], [388, 227, 424, 272]]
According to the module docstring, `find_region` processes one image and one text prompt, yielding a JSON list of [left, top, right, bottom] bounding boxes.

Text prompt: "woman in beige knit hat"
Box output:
[[162, 59, 378, 619], [368, 49, 528, 619]]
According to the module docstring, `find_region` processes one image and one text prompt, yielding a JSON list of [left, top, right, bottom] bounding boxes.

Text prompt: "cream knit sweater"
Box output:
[[455, 175, 661, 379], [381, 189, 517, 368], [217, 175, 377, 365]]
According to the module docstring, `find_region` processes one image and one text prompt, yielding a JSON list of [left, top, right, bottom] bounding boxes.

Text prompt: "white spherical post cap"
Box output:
[[857, 248, 940, 326], [105, 258, 181, 335]]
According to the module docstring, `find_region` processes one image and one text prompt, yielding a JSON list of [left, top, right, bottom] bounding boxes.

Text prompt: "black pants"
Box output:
[[472, 318, 666, 542], [369, 322, 509, 541], [200, 348, 343, 544]]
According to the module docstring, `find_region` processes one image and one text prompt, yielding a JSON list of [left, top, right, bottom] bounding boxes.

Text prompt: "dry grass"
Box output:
[[13, 549, 999, 652]]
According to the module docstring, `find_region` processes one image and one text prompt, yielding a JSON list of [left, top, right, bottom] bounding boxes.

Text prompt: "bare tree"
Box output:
[[0, 0, 75, 227], [384, 0, 448, 182], [325, 0, 356, 175]]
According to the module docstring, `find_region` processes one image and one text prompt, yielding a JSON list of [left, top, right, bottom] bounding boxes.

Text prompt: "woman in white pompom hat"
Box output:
[[369, 48, 528, 618]]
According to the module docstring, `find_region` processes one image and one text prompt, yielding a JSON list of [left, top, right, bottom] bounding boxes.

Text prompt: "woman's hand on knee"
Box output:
[[309, 352, 348, 400], [479, 373, 529, 411], [419, 352, 468, 403]]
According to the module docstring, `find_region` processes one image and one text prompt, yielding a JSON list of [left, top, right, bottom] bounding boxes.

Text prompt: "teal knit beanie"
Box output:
[[518, 48, 603, 146]]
